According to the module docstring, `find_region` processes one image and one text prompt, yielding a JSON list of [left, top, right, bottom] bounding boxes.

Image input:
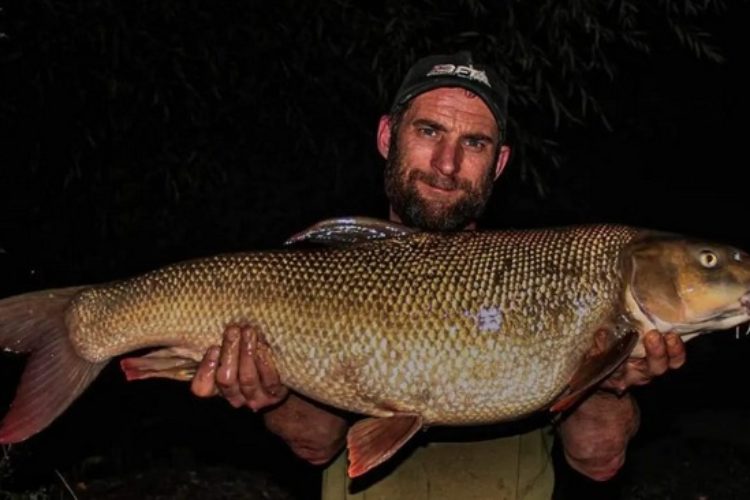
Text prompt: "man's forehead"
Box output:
[[406, 88, 499, 135]]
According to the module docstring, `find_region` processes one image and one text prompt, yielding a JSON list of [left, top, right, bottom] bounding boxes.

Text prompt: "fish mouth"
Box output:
[[647, 292, 750, 335], [681, 292, 750, 333], [741, 292, 750, 313]]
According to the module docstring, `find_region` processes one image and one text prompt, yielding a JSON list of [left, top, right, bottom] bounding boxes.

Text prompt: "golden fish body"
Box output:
[[2, 218, 750, 477], [69, 224, 635, 424]]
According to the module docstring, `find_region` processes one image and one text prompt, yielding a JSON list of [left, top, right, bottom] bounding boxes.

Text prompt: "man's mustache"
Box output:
[[408, 170, 472, 192]]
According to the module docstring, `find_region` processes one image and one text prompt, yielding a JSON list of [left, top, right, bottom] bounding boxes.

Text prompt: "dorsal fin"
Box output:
[[285, 217, 418, 247]]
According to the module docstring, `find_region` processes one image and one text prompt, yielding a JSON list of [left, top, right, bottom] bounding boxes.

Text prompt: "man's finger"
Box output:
[[256, 330, 288, 402], [217, 325, 246, 407], [665, 333, 687, 369], [643, 330, 668, 377], [620, 358, 650, 388], [237, 326, 263, 408], [191, 346, 220, 398]]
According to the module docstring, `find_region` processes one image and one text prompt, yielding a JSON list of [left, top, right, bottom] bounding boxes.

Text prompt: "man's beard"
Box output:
[[384, 141, 495, 231]]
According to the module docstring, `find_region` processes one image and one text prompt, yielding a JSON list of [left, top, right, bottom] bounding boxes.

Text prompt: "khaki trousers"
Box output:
[[321, 427, 554, 500]]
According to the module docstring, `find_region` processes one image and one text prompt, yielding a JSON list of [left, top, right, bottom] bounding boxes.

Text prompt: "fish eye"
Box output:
[[699, 250, 719, 268]]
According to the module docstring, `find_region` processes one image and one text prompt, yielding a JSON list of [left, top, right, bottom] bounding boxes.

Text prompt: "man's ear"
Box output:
[[494, 145, 511, 180], [376, 115, 392, 160]]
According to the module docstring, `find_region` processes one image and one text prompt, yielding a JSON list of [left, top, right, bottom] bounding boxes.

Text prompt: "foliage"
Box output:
[[0, 0, 735, 281], [0, 2, 742, 496]]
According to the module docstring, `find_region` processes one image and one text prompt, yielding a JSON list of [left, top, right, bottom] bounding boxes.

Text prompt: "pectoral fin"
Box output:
[[346, 414, 423, 478], [550, 330, 638, 413]]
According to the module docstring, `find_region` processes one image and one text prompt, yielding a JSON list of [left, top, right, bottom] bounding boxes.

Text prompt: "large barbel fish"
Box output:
[[2, 218, 750, 477]]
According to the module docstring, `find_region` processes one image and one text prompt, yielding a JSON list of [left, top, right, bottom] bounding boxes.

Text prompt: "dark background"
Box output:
[[2, 1, 750, 498]]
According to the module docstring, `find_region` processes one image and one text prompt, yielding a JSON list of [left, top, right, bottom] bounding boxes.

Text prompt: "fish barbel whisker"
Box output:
[[740, 294, 750, 312]]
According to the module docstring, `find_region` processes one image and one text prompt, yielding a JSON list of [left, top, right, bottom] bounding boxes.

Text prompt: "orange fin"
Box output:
[[0, 287, 107, 443], [120, 347, 202, 381], [550, 330, 638, 413], [346, 414, 423, 478]]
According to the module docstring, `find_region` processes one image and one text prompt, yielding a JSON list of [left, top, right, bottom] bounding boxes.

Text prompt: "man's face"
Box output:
[[379, 87, 510, 231]]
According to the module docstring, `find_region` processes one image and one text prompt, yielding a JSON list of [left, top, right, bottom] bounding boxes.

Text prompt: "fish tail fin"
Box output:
[[0, 286, 107, 443]]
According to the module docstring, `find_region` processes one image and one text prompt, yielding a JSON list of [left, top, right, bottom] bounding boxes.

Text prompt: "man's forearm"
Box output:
[[263, 394, 348, 465], [557, 390, 640, 481]]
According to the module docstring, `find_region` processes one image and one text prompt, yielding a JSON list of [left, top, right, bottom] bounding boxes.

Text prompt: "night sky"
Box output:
[[2, 1, 750, 499]]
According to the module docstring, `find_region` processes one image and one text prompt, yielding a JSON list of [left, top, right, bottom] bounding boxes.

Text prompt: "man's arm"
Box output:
[[557, 331, 686, 480], [263, 394, 348, 465]]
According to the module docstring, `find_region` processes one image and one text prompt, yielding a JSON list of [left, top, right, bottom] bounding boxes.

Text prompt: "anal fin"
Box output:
[[120, 347, 203, 381], [550, 330, 638, 413], [346, 414, 422, 478]]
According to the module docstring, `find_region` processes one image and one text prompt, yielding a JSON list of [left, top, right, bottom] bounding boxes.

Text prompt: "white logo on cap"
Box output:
[[426, 64, 491, 87]]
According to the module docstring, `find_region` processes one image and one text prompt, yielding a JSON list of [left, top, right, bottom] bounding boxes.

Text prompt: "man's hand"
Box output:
[[189, 324, 346, 465], [601, 330, 686, 393], [190, 324, 288, 411]]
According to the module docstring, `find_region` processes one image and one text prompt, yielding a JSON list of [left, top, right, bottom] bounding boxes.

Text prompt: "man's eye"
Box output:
[[464, 138, 486, 150], [417, 127, 437, 137]]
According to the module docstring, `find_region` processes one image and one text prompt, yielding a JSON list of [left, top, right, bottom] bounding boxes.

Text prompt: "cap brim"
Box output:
[[393, 77, 506, 132]]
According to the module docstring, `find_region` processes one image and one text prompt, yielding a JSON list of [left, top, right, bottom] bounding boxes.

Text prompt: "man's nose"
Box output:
[[431, 139, 461, 175]]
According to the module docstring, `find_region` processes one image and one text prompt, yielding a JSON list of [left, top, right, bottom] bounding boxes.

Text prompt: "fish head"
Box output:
[[625, 234, 750, 336]]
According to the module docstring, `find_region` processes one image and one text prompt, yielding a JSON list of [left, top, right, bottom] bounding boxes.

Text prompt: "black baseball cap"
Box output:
[[390, 51, 509, 137]]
